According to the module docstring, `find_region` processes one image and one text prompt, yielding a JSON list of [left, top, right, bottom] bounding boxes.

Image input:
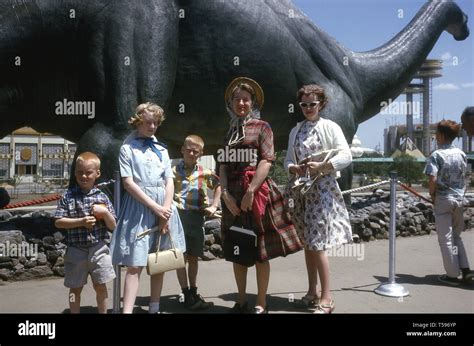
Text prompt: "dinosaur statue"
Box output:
[[0, 0, 469, 191]]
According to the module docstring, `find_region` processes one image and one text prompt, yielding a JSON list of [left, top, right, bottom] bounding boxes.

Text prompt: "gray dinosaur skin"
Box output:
[[0, 0, 469, 189]]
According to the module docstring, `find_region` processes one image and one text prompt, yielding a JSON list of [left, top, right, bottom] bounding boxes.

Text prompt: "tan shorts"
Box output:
[[64, 241, 116, 289]]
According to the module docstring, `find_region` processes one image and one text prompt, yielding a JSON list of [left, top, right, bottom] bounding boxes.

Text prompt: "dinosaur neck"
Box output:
[[352, 0, 468, 124]]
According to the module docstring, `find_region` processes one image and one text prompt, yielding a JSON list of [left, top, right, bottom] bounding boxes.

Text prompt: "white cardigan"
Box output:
[[284, 117, 352, 178]]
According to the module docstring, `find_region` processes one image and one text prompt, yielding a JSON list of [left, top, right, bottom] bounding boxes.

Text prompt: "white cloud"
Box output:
[[441, 52, 452, 60], [461, 82, 474, 88], [434, 83, 460, 91]]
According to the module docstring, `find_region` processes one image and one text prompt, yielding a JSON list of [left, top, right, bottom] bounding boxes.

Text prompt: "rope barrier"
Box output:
[[3, 194, 63, 209], [397, 181, 433, 204], [1, 179, 115, 210], [340, 179, 433, 205], [341, 180, 390, 195], [3, 176, 437, 209]]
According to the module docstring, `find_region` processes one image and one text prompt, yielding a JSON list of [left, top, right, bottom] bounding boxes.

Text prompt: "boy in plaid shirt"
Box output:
[[54, 152, 116, 313], [173, 135, 221, 310]]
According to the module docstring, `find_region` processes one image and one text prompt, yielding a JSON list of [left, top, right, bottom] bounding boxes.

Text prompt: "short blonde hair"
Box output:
[[183, 135, 205, 150], [76, 152, 101, 170], [128, 102, 166, 128]]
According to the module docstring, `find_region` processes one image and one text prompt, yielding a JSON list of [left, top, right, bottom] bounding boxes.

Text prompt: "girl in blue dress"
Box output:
[[110, 102, 185, 314]]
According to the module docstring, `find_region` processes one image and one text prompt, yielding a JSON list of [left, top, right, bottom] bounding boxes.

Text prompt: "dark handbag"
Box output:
[[223, 213, 257, 267]]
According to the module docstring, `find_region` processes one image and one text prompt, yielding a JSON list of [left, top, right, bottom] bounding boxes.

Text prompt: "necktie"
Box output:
[[138, 137, 162, 161]]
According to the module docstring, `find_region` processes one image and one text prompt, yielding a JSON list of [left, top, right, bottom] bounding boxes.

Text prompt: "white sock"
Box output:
[[149, 302, 160, 314]]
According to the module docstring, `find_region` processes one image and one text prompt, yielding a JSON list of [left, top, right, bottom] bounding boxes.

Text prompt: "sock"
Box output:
[[190, 286, 197, 295], [149, 302, 160, 314]]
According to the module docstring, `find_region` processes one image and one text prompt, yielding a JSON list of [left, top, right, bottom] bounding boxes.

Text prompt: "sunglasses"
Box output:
[[299, 101, 320, 108]]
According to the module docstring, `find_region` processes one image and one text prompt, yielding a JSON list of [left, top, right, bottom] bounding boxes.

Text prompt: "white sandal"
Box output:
[[313, 299, 335, 314]]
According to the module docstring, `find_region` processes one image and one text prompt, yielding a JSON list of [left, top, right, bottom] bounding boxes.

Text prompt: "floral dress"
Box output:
[[291, 120, 352, 251]]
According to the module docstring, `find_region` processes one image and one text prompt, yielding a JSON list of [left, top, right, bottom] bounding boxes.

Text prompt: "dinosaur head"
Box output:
[[446, 2, 470, 41]]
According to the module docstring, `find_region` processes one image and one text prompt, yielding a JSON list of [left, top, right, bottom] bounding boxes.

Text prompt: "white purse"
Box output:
[[146, 233, 185, 276]]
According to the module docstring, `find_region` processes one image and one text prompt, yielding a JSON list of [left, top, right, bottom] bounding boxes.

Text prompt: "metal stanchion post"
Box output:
[[374, 171, 409, 297], [113, 171, 121, 313]]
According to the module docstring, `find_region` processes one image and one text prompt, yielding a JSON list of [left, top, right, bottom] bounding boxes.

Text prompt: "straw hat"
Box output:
[[225, 77, 264, 110]]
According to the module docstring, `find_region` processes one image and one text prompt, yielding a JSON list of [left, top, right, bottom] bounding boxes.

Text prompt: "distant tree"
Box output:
[[268, 150, 288, 186], [390, 154, 424, 186], [353, 156, 390, 178]]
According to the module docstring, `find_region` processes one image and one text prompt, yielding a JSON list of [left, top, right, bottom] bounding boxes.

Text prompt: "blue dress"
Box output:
[[110, 132, 186, 266]]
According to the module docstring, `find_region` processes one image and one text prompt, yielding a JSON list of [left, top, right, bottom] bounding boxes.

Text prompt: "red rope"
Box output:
[[2, 179, 115, 210], [397, 182, 433, 204], [3, 194, 62, 209]]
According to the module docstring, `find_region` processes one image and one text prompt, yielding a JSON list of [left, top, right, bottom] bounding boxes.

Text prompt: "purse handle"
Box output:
[[154, 231, 177, 255]]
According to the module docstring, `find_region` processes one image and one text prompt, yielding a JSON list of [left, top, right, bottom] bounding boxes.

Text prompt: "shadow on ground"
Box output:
[[62, 291, 317, 313], [372, 274, 474, 290]]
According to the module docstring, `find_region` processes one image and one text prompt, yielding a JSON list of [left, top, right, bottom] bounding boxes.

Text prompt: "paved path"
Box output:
[[0, 231, 473, 314]]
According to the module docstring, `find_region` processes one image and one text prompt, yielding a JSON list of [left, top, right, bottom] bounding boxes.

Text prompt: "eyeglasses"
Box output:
[[299, 101, 320, 108]]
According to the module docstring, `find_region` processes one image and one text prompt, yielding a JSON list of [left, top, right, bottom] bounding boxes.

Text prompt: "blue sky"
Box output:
[[293, 0, 474, 150]]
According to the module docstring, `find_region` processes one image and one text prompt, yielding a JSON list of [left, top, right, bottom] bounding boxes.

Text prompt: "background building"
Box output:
[[0, 127, 76, 183]]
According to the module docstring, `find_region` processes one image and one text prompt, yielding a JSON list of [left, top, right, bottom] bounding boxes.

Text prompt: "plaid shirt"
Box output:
[[173, 160, 219, 211], [54, 186, 116, 246]]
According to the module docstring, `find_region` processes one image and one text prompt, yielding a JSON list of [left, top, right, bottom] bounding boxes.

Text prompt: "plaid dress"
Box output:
[[221, 118, 303, 262]]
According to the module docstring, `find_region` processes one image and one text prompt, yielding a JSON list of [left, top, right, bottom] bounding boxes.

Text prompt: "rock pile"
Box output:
[[349, 192, 473, 242], [1, 192, 473, 282]]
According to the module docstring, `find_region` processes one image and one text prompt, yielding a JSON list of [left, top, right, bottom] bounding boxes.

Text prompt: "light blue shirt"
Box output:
[[424, 144, 466, 198], [119, 133, 174, 186]]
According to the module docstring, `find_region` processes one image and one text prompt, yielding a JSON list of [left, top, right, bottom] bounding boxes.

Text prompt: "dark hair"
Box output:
[[437, 120, 460, 142], [461, 106, 474, 119], [231, 83, 256, 104], [296, 84, 328, 111]]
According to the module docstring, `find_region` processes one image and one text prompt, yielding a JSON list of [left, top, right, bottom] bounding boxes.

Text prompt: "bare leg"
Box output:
[[255, 261, 270, 308], [93, 283, 109, 314], [150, 272, 165, 303], [233, 263, 248, 305], [304, 249, 319, 297], [69, 287, 83, 314], [122, 266, 143, 313], [187, 255, 199, 287], [314, 250, 333, 311], [176, 267, 188, 289]]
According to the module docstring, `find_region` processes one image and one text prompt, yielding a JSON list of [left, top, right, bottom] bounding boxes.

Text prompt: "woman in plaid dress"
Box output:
[[219, 77, 303, 314]]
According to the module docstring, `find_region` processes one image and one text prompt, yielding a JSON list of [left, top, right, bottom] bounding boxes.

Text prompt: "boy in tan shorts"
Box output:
[[54, 152, 117, 313]]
